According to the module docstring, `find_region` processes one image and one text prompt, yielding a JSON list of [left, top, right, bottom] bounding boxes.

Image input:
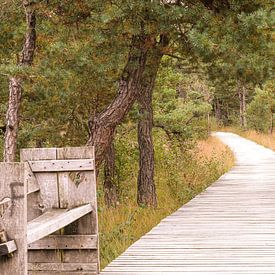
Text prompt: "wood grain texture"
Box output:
[[25, 163, 40, 194], [0, 163, 27, 275], [27, 204, 92, 244], [28, 234, 98, 250], [28, 262, 97, 271], [21, 146, 99, 274], [100, 132, 275, 274], [29, 159, 94, 172], [56, 146, 100, 273], [21, 148, 61, 269], [0, 240, 17, 256]]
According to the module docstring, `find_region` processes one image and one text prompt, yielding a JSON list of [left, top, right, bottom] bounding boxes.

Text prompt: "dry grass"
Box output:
[[196, 136, 235, 167], [98, 132, 234, 269], [222, 127, 275, 151], [240, 131, 275, 151]]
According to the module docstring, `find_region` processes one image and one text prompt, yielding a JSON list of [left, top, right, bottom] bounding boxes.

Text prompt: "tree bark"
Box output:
[[4, 78, 23, 162], [207, 113, 210, 134], [238, 81, 247, 128], [215, 99, 222, 123], [269, 112, 273, 135], [87, 35, 149, 167], [3, 1, 36, 162], [137, 35, 168, 208], [137, 81, 157, 208], [103, 143, 118, 207]]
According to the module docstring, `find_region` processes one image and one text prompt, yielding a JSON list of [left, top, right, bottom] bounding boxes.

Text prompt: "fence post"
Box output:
[[0, 163, 27, 275]]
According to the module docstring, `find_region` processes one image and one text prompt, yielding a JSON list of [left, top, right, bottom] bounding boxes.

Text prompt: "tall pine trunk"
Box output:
[[103, 143, 118, 207], [137, 35, 168, 208], [137, 84, 156, 207], [215, 99, 222, 123], [238, 81, 247, 128], [87, 35, 149, 166], [3, 1, 36, 162]]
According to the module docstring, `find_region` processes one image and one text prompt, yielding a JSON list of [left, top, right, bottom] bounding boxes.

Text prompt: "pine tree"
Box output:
[[3, 0, 36, 162]]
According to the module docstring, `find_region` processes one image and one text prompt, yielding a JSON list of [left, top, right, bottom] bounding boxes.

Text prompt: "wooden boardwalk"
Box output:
[[100, 132, 275, 275]]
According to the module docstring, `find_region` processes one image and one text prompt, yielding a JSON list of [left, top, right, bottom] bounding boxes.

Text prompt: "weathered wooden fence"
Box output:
[[0, 146, 99, 275]]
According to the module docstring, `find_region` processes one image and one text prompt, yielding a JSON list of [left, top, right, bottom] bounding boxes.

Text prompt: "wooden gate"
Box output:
[[0, 146, 99, 274]]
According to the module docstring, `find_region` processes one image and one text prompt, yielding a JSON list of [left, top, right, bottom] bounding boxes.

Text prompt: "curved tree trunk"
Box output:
[[87, 35, 149, 167], [4, 78, 23, 162], [104, 143, 118, 207], [3, 1, 36, 162], [137, 35, 168, 208]]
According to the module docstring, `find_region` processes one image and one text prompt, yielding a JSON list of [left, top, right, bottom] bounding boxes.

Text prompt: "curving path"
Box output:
[[100, 132, 275, 275]]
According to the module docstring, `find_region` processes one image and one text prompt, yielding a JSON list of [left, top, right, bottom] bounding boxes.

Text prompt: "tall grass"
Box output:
[[97, 129, 234, 269]]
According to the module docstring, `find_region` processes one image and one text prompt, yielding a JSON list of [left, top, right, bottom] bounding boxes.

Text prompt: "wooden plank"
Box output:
[[0, 240, 17, 256], [25, 162, 40, 194], [21, 147, 62, 267], [28, 234, 98, 250], [27, 204, 92, 244], [28, 262, 97, 271], [57, 146, 99, 272], [0, 163, 27, 275], [20, 148, 59, 220], [29, 159, 94, 172], [57, 146, 95, 159], [56, 147, 97, 231]]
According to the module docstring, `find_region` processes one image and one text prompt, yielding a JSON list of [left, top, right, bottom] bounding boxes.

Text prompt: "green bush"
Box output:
[[247, 85, 274, 133]]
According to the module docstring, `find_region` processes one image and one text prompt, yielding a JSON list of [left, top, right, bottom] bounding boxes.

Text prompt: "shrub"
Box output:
[[247, 85, 274, 133]]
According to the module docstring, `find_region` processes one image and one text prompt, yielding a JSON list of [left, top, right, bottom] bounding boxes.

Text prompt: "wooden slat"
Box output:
[[100, 132, 275, 274], [0, 240, 17, 256], [28, 234, 98, 250], [29, 159, 94, 172], [25, 163, 40, 194], [28, 262, 97, 271], [27, 204, 92, 244]]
